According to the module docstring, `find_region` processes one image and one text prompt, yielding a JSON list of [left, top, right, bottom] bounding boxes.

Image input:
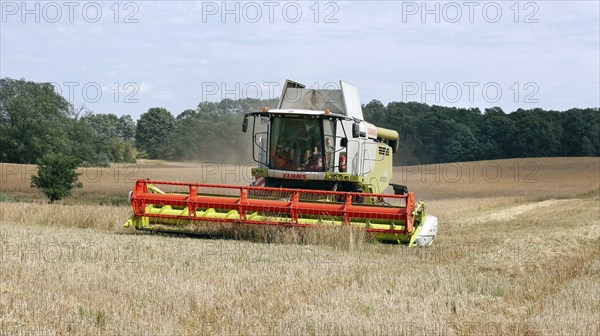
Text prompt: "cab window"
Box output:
[[270, 118, 323, 171]]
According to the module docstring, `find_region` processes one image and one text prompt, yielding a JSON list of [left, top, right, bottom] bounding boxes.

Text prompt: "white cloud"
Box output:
[[138, 82, 152, 94], [155, 90, 175, 101]]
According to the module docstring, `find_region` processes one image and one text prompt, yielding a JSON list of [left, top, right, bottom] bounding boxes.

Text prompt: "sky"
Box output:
[[1, 1, 599, 120]]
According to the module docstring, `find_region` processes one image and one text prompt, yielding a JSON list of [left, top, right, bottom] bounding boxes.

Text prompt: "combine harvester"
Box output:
[[125, 80, 437, 246]]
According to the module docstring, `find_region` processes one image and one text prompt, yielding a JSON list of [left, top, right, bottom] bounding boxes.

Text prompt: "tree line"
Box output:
[[137, 99, 598, 166], [362, 101, 599, 165], [134, 98, 277, 162], [1, 77, 598, 167]]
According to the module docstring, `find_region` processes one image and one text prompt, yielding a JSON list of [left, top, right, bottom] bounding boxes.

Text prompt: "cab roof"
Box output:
[[247, 108, 351, 120], [276, 80, 365, 121]]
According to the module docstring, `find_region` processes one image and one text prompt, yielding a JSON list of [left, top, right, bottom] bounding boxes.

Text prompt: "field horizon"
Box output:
[[1, 157, 599, 335]]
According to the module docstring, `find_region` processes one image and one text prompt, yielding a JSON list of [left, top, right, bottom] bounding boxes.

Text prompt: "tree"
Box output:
[[508, 112, 561, 158], [0, 78, 71, 163], [477, 107, 514, 159], [31, 153, 83, 203], [84, 113, 121, 138], [118, 115, 136, 141], [0, 78, 136, 165], [82, 113, 137, 163], [135, 107, 176, 159], [363, 100, 386, 125], [67, 115, 102, 165], [560, 109, 598, 156], [441, 121, 479, 162]]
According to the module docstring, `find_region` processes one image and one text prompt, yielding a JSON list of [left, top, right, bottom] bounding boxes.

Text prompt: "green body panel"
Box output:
[[363, 142, 394, 194]]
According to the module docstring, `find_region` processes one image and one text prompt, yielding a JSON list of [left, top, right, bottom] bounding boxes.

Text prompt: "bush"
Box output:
[[31, 153, 83, 203]]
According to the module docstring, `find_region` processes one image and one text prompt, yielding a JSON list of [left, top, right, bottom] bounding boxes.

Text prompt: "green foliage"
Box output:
[[362, 101, 599, 165], [136, 107, 177, 159], [84, 113, 136, 141], [0, 193, 17, 202], [560, 108, 599, 156], [0, 78, 70, 163], [82, 113, 137, 163], [440, 121, 479, 162], [477, 108, 513, 160], [118, 115, 136, 141], [508, 113, 561, 158], [0, 78, 136, 165], [30, 153, 83, 203]]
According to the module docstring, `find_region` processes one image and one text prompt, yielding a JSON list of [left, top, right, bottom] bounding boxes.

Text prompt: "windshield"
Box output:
[[270, 118, 334, 171]]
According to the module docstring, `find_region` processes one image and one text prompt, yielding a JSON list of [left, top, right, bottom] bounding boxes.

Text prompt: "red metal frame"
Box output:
[[130, 180, 416, 234]]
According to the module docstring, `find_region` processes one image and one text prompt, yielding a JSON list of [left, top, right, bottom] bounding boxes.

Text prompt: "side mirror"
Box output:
[[389, 139, 399, 153], [242, 116, 249, 133], [352, 122, 360, 138]]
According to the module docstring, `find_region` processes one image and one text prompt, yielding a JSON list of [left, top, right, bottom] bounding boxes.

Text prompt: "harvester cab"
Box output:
[[244, 80, 399, 196], [125, 80, 438, 246]]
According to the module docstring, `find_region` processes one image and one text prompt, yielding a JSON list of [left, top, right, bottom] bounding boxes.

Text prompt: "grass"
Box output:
[[0, 157, 599, 335]]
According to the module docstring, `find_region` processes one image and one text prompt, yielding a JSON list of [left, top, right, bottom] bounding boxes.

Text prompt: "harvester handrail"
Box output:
[[138, 179, 410, 200]]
